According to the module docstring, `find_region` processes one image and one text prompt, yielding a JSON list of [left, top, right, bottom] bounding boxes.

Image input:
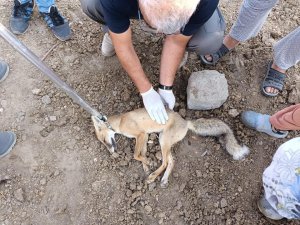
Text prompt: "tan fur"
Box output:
[[92, 108, 249, 188]]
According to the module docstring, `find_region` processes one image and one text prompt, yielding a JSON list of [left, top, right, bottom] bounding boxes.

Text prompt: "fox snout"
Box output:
[[92, 116, 117, 154]]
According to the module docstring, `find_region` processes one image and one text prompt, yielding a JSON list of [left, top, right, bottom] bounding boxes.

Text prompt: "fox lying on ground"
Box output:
[[92, 108, 249, 188]]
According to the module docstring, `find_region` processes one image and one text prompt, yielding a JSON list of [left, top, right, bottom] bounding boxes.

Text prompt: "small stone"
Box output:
[[119, 160, 128, 166], [155, 152, 162, 161], [111, 152, 119, 158], [127, 209, 135, 214], [220, 198, 227, 208], [42, 95, 51, 105], [1, 100, 7, 108], [132, 191, 142, 199], [32, 89, 41, 95], [92, 180, 103, 191], [179, 108, 186, 117], [129, 183, 136, 191], [196, 170, 202, 177], [14, 188, 25, 202], [49, 116, 57, 121], [238, 186, 243, 192], [145, 205, 152, 213], [148, 182, 156, 191], [54, 170, 60, 177], [228, 109, 239, 117], [40, 178, 47, 185]]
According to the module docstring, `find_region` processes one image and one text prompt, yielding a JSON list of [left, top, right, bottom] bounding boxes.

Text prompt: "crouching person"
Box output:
[[79, 0, 225, 125]]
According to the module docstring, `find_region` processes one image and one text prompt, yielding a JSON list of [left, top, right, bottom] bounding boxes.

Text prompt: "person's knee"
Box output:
[[245, 0, 278, 11], [80, 0, 105, 24], [187, 8, 225, 55]]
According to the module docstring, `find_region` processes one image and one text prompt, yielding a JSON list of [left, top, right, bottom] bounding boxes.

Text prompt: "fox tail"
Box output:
[[187, 118, 249, 160]]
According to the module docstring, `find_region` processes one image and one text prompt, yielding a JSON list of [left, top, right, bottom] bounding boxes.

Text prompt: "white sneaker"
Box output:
[[101, 33, 115, 57]]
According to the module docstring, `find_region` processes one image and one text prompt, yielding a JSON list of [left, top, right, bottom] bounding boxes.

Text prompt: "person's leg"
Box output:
[[0, 131, 16, 158], [229, 0, 279, 43], [262, 27, 300, 95], [10, 0, 34, 34], [202, 0, 279, 64], [79, 0, 106, 25], [241, 110, 288, 138], [80, 0, 114, 57], [37, 0, 71, 41], [35, 0, 54, 13], [0, 60, 9, 83], [269, 103, 300, 131], [186, 8, 225, 56]]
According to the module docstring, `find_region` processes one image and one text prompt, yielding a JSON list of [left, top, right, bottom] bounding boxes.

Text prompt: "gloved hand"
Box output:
[[158, 88, 175, 110], [141, 86, 168, 124]]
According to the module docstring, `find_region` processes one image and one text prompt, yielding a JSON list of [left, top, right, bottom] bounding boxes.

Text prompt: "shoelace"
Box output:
[[13, 1, 32, 17], [49, 7, 64, 26]]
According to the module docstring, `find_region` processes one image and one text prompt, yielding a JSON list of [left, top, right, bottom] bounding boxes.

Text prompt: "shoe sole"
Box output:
[[257, 199, 284, 221], [0, 132, 16, 159], [53, 33, 72, 41], [0, 64, 10, 83]]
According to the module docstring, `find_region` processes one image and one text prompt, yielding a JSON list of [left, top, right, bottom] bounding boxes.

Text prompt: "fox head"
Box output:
[[92, 116, 117, 153]]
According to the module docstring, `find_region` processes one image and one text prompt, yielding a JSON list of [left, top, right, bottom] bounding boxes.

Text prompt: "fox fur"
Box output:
[[92, 108, 249, 188]]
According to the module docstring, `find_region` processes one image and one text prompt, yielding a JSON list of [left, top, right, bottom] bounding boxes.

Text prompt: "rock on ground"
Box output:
[[187, 70, 229, 110]]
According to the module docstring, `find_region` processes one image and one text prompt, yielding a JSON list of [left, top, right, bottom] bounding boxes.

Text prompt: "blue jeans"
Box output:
[[20, 0, 55, 13]]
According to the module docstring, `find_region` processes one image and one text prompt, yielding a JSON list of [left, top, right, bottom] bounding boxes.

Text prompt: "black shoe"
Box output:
[[10, 0, 34, 34], [40, 6, 71, 41]]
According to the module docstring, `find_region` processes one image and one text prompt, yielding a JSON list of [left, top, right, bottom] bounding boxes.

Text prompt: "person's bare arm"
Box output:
[[109, 28, 151, 93], [159, 34, 192, 86]]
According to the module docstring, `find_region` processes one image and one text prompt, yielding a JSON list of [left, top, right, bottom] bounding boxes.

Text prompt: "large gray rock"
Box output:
[[187, 70, 228, 110]]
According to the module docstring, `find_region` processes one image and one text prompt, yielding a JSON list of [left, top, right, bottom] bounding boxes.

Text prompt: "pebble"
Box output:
[[14, 188, 25, 202], [127, 209, 135, 214], [32, 89, 41, 95], [54, 170, 60, 177], [145, 205, 152, 213], [42, 95, 51, 105], [49, 116, 57, 121], [155, 152, 162, 161], [220, 198, 227, 208], [179, 108, 186, 118], [40, 178, 47, 185], [238, 186, 243, 192], [148, 182, 156, 191], [1, 100, 7, 108], [228, 109, 239, 117]]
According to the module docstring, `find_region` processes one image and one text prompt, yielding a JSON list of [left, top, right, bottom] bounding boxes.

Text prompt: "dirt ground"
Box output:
[[0, 0, 300, 224]]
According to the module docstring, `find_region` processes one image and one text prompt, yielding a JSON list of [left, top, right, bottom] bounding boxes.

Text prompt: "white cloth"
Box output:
[[263, 137, 300, 219]]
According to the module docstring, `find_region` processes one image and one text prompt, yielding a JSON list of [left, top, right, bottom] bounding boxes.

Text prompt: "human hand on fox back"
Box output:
[[141, 86, 169, 124]]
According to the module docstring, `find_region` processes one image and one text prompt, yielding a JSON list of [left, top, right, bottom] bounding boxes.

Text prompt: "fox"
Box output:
[[92, 108, 249, 188]]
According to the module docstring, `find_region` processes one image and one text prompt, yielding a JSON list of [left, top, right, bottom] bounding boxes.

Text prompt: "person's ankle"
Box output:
[[223, 35, 239, 50], [271, 124, 286, 134], [271, 62, 286, 74]]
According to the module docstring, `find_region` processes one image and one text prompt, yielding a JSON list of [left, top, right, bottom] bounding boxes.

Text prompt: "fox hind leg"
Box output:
[[160, 153, 174, 188], [134, 133, 151, 174], [146, 134, 171, 184]]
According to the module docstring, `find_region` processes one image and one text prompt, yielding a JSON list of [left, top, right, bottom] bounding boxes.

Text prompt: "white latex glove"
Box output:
[[141, 87, 168, 124], [158, 88, 175, 110]]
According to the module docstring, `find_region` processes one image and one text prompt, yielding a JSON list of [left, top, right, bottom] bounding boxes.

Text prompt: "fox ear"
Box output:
[[91, 116, 106, 130]]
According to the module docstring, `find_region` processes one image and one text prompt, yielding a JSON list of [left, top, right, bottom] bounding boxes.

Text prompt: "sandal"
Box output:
[[261, 61, 286, 97], [199, 43, 230, 65]]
